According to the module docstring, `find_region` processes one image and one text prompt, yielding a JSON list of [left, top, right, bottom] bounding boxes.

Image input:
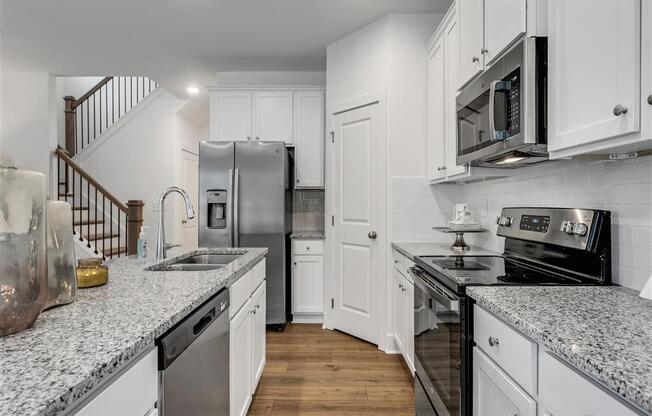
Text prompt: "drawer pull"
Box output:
[[488, 336, 500, 347], [394, 259, 399, 264]]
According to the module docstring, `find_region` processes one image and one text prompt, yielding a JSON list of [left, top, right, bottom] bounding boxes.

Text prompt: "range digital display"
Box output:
[[519, 215, 550, 233]]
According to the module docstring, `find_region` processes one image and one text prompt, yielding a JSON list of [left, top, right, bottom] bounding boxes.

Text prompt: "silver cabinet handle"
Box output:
[[368, 231, 377, 239], [481, 48, 488, 54], [181, 219, 188, 224], [246, 136, 251, 141], [472, 56, 479, 63], [255, 136, 260, 141], [442, 166, 447, 170], [293, 262, 297, 266], [256, 304, 260, 309], [613, 104, 628, 116], [306, 246, 311, 250], [398, 283, 404, 289], [647, 94, 652, 105], [394, 259, 400, 264], [488, 336, 500, 347]]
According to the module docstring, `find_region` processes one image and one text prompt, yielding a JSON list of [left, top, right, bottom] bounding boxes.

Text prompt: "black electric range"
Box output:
[[411, 207, 611, 416]]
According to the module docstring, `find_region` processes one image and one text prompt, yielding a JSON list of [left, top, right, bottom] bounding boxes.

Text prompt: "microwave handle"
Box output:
[[489, 80, 498, 141]]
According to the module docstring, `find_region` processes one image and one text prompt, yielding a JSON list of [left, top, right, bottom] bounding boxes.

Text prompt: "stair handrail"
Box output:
[[71, 77, 112, 109], [55, 147, 128, 213]]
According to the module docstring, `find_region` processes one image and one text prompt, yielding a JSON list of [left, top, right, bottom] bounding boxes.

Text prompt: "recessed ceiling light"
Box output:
[[186, 85, 200, 95]]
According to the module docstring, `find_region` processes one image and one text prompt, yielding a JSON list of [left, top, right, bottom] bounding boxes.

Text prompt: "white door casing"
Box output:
[[329, 99, 386, 346]]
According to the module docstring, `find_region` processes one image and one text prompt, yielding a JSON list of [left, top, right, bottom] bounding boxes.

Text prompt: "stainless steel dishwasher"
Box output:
[[158, 289, 230, 415]]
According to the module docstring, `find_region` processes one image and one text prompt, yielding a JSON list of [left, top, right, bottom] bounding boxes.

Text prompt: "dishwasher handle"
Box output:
[[158, 289, 230, 370]]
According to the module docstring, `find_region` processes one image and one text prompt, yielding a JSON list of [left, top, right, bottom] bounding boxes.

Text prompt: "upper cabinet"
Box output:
[[209, 91, 253, 141], [252, 91, 294, 143], [547, 0, 652, 158], [209, 87, 326, 188], [427, 37, 447, 182], [457, 0, 542, 89], [294, 91, 325, 189]]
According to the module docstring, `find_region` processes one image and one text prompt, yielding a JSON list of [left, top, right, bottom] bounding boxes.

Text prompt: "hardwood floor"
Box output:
[[248, 324, 415, 415]]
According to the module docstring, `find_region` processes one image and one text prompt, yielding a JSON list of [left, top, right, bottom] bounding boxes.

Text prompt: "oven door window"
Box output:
[[414, 282, 461, 416]]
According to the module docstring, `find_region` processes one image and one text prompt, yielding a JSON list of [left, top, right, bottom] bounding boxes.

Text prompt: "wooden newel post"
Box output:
[[126, 200, 145, 255], [64, 96, 76, 156]]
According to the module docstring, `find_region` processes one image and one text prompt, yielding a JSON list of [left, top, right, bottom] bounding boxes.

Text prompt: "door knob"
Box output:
[[368, 231, 377, 239], [613, 104, 628, 116]]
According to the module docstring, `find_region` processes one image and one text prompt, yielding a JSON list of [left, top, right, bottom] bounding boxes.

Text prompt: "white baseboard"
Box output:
[[292, 313, 324, 324]]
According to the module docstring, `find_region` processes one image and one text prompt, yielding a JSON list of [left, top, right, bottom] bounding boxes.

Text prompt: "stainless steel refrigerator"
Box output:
[[199, 141, 292, 327]]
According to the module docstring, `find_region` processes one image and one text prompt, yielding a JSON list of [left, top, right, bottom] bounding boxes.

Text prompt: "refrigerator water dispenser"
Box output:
[[207, 190, 227, 229]]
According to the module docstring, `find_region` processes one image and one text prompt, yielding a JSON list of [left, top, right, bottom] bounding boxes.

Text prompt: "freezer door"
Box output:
[[235, 141, 289, 325], [199, 141, 235, 248]]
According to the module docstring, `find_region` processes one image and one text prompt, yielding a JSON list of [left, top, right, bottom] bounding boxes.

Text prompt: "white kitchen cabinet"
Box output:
[[74, 349, 158, 416], [209, 91, 253, 141], [253, 91, 294, 143], [443, 10, 466, 178], [294, 90, 325, 188], [229, 260, 266, 416], [291, 239, 324, 323], [392, 269, 406, 354], [539, 352, 639, 416], [548, 0, 651, 158], [483, 0, 526, 65], [473, 348, 537, 416], [427, 36, 447, 182], [458, 0, 484, 88], [251, 282, 266, 391], [230, 295, 252, 416], [391, 250, 415, 374], [403, 270, 415, 373]]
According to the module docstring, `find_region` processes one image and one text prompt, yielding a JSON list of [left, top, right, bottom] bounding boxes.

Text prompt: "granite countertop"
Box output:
[[0, 247, 267, 416], [290, 231, 325, 240], [392, 241, 499, 260], [467, 286, 652, 414]]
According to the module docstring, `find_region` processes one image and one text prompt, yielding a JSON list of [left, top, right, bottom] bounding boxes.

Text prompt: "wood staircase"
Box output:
[[56, 76, 155, 259]]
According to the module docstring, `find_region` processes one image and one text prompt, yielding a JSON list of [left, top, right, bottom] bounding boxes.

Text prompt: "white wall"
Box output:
[[0, 71, 58, 194], [446, 158, 652, 291], [76, 89, 208, 251], [215, 71, 325, 86], [55, 76, 104, 148]]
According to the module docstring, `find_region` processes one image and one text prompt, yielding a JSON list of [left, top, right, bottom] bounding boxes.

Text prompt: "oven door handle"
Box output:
[[410, 267, 459, 309]]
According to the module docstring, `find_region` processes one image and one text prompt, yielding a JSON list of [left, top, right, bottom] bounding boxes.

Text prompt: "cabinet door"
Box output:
[[209, 91, 252, 141], [444, 12, 467, 178], [473, 348, 537, 416], [403, 276, 415, 373], [294, 91, 325, 188], [483, 0, 526, 65], [427, 38, 447, 182], [548, 0, 641, 153], [251, 282, 267, 391], [458, 0, 484, 88], [292, 255, 324, 314], [539, 352, 639, 416], [392, 271, 404, 353], [230, 300, 252, 416], [252, 91, 294, 143]]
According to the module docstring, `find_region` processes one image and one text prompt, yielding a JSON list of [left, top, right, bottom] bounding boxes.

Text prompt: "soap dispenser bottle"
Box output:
[[137, 226, 149, 259]]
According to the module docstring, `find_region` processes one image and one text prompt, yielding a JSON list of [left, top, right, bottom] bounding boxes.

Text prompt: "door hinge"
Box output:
[[330, 131, 335, 143], [331, 298, 334, 309], [331, 215, 334, 226]]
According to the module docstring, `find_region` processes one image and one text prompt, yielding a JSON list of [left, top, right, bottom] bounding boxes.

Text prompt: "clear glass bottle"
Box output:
[[0, 166, 48, 336], [44, 200, 77, 309]]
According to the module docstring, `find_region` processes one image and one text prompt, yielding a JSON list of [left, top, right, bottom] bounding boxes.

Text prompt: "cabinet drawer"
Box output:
[[230, 269, 252, 319], [540, 352, 639, 416], [292, 240, 323, 255], [474, 305, 537, 395], [75, 349, 158, 416], [392, 250, 404, 273]]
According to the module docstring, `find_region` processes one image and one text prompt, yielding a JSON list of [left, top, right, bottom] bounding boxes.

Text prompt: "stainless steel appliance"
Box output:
[[412, 207, 612, 416], [199, 141, 292, 326], [456, 37, 548, 168], [159, 289, 230, 416]]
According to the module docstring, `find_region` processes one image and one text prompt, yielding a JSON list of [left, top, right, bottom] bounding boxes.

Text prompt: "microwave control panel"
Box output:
[[504, 68, 521, 137]]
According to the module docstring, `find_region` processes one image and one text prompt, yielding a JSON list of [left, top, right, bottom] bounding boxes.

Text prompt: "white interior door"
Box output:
[[331, 101, 385, 345], [180, 147, 199, 250]]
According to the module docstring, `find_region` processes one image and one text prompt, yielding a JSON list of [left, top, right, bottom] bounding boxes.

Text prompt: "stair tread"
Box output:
[[86, 233, 119, 241], [73, 219, 105, 226]]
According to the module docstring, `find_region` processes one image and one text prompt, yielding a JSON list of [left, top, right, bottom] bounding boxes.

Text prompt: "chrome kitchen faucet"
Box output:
[[156, 186, 195, 260]]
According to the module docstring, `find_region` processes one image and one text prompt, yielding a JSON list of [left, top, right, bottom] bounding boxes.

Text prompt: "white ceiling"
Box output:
[[2, 0, 451, 100]]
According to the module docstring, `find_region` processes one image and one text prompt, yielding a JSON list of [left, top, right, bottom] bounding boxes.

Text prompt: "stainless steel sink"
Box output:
[[175, 254, 242, 265], [158, 263, 225, 272]]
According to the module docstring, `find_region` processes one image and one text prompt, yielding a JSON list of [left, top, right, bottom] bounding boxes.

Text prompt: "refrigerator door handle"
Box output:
[[227, 168, 234, 247], [233, 168, 240, 247]]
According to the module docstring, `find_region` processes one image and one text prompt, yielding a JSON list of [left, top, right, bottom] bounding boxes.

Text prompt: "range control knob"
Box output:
[[573, 223, 589, 236], [496, 216, 513, 226], [560, 220, 575, 234]]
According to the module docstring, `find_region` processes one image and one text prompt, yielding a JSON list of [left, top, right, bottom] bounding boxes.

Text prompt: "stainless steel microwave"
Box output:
[[456, 37, 548, 167]]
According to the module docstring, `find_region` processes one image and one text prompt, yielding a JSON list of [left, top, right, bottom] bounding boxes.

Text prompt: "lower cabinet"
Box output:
[[74, 349, 158, 416], [229, 261, 267, 416], [291, 240, 324, 323], [392, 252, 415, 374], [473, 348, 536, 416]]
